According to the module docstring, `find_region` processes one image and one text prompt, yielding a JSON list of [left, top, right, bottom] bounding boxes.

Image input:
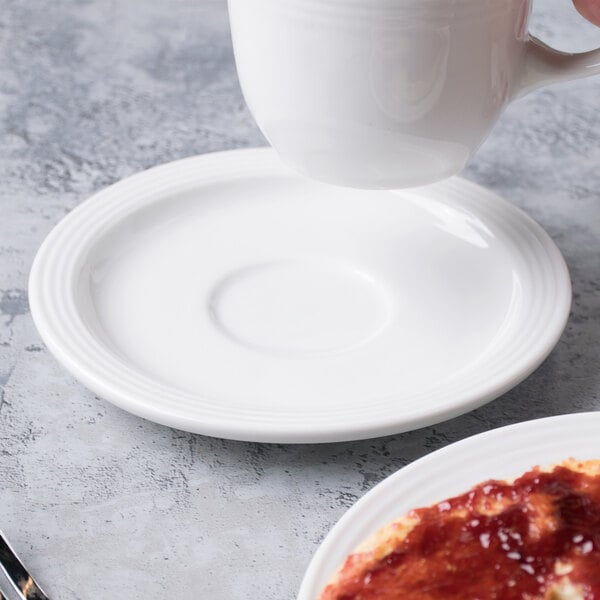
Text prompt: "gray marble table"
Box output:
[[0, 1, 599, 598]]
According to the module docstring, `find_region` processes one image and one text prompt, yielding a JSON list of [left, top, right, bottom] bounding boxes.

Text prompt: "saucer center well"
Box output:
[[209, 260, 391, 357]]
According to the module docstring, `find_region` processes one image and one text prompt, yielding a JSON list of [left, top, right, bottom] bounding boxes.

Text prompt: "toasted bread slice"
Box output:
[[320, 459, 600, 600]]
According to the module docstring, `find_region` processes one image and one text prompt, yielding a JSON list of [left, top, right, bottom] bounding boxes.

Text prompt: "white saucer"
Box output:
[[29, 148, 571, 443], [298, 412, 600, 599]]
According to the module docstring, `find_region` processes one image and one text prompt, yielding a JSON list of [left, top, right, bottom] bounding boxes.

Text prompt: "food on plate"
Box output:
[[319, 459, 600, 600]]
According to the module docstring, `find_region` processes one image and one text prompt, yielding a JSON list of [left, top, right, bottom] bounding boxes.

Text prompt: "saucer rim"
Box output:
[[28, 147, 572, 443]]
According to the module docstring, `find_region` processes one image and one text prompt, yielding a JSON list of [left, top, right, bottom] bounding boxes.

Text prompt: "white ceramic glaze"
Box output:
[[29, 149, 571, 443], [228, 0, 600, 189], [298, 411, 600, 599]]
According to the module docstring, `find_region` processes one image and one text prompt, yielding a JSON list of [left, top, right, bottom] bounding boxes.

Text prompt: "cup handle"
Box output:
[[518, 35, 600, 97]]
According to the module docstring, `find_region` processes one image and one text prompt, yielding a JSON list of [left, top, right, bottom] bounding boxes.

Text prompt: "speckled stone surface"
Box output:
[[0, 1, 599, 598]]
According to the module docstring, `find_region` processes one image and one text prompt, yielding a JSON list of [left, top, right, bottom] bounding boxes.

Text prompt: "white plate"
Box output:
[[29, 148, 571, 443], [298, 411, 600, 599]]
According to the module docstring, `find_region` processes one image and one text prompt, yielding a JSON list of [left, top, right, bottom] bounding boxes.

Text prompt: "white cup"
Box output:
[[229, 0, 600, 189]]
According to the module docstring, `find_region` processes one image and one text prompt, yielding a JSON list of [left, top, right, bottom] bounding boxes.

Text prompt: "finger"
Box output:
[[573, 0, 600, 26]]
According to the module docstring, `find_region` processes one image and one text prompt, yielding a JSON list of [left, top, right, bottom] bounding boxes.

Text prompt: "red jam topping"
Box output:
[[323, 465, 600, 599]]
